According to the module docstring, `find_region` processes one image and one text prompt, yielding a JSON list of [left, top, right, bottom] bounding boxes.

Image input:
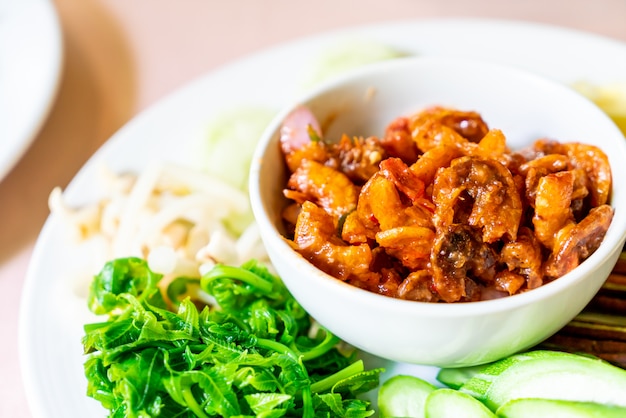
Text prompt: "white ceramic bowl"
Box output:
[[249, 56, 626, 367]]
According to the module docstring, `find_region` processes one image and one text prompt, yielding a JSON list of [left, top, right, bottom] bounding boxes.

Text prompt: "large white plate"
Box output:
[[19, 18, 626, 417], [0, 0, 63, 181]]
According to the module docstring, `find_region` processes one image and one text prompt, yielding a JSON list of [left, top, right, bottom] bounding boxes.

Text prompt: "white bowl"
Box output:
[[249, 56, 626, 367]]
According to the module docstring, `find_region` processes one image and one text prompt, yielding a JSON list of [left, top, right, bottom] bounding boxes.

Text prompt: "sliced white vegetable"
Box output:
[[424, 388, 495, 418], [147, 245, 178, 274], [112, 161, 162, 257], [196, 227, 238, 265], [378, 374, 437, 418], [460, 351, 626, 411], [235, 222, 268, 263], [159, 163, 249, 214], [496, 398, 626, 418]]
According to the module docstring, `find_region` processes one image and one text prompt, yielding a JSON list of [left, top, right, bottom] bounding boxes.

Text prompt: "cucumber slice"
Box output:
[[378, 374, 437, 418], [198, 106, 275, 192], [437, 364, 490, 389], [460, 350, 626, 411], [424, 388, 495, 418], [497, 398, 626, 418], [299, 40, 406, 89]]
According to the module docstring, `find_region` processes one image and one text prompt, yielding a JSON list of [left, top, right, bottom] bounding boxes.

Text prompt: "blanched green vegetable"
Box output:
[[83, 258, 382, 417], [87, 256, 166, 315]]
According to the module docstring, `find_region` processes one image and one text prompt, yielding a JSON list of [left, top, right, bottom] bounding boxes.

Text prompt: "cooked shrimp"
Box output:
[[328, 134, 385, 184], [379, 157, 425, 204], [381, 116, 420, 164], [376, 267, 403, 297], [432, 156, 522, 243], [375, 226, 435, 270], [340, 210, 372, 244], [494, 271, 526, 295], [356, 166, 434, 235], [410, 128, 510, 187], [356, 172, 405, 232], [519, 154, 570, 176], [284, 141, 330, 173], [530, 139, 611, 206], [410, 143, 463, 186], [532, 170, 575, 250], [286, 159, 358, 218], [522, 155, 572, 207], [499, 226, 544, 289], [546, 204, 614, 278], [472, 129, 509, 161], [293, 201, 378, 284], [563, 143, 612, 206], [396, 270, 439, 302], [431, 224, 497, 302], [409, 106, 489, 152]]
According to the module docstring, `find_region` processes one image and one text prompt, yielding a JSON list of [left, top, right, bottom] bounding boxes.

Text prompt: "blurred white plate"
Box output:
[[19, 18, 626, 417], [0, 0, 63, 180]]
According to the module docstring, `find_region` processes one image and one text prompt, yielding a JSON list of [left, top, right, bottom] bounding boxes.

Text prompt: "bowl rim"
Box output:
[[250, 55, 626, 317]]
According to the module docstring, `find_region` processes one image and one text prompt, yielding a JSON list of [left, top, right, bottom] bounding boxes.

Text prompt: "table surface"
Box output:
[[2, 0, 626, 416]]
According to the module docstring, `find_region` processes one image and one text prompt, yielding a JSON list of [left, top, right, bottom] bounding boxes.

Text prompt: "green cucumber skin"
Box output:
[[460, 351, 626, 411], [497, 398, 626, 418], [437, 364, 490, 389], [378, 374, 437, 418], [424, 388, 496, 418]]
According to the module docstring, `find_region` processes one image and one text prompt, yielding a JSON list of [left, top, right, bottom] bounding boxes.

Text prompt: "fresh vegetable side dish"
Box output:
[[50, 160, 383, 416], [379, 350, 626, 417], [48, 161, 264, 279], [83, 258, 382, 417], [279, 106, 615, 303]]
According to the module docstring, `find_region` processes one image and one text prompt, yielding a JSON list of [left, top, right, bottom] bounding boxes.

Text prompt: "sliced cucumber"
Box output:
[[424, 388, 495, 418], [437, 364, 490, 389], [197, 106, 275, 192], [497, 398, 626, 418], [460, 350, 626, 411], [299, 40, 406, 89], [378, 374, 437, 418]]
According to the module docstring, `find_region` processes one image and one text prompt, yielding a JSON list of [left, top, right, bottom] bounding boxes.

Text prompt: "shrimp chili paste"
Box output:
[[279, 105, 614, 303]]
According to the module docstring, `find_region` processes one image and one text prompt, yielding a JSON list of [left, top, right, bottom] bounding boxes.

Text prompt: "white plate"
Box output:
[[19, 18, 626, 417], [0, 0, 63, 181]]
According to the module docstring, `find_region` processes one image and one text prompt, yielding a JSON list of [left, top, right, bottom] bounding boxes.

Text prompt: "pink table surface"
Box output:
[[2, 0, 626, 416]]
